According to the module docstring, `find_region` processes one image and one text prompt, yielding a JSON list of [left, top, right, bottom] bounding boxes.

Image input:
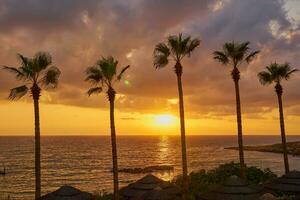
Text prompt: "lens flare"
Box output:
[[124, 80, 130, 86]]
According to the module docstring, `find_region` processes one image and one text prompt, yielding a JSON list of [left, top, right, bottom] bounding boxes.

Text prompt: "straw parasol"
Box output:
[[39, 185, 93, 200], [199, 175, 263, 200], [265, 171, 300, 195], [120, 174, 181, 200]]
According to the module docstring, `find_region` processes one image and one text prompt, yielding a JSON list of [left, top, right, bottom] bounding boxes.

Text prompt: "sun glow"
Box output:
[[154, 114, 177, 126]]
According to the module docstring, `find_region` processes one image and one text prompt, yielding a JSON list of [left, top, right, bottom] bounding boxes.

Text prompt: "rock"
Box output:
[[117, 165, 174, 174]]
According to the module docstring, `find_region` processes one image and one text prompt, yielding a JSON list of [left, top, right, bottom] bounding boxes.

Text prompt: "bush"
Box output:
[[174, 162, 277, 200]]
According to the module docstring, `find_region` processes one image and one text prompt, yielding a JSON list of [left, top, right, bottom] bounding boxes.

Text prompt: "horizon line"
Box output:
[[1, 134, 300, 137]]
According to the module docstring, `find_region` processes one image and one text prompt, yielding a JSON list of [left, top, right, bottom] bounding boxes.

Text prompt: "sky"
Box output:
[[0, 0, 299, 136]]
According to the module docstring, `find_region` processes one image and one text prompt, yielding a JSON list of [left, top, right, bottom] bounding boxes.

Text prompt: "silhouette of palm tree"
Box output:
[[2, 52, 61, 199], [213, 42, 259, 178], [258, 62, 298, 174], [153, 33, 200, 199], [85, 56, 130, 200]]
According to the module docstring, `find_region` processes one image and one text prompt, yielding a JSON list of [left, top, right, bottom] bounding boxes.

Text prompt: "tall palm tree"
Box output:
[[153, 33, 200, 198], [213, 42, 259, 178], [2, 52, 61, 199], [85, 56, 129, 200], [258, 63, 298, 174]]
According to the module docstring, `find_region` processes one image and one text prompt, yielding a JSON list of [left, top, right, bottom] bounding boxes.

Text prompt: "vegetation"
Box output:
[[2, 52, 61, 199], [153, 33, 200, 199], [258, 63, 298, 174], [213, 42, 260, 178], [174, 162, 277, 200], [95, 163, 278, 200], [86, 56, 130, 200]]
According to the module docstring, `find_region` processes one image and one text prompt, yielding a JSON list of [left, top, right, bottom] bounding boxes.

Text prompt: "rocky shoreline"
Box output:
[[116, 165, 174, 174], [225, 141, 300, 156]]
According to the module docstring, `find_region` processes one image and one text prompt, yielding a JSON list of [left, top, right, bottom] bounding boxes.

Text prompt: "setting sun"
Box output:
[[154, 114, 177, 126]]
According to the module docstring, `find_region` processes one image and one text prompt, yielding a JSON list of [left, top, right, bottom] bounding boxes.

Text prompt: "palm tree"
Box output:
[[213, 42, 259, 178], [258, 63, 298, 174], [85, 56, 129, 200], [2, 52, 61, 199], [153, 33, 200, 198]]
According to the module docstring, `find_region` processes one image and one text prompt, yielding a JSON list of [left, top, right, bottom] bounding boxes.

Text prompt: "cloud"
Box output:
[[0, 0, 299, 119], [120, 117, 137, 121]]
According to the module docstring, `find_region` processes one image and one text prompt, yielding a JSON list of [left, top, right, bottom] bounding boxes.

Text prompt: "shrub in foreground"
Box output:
[[174, 162, 277, 199]]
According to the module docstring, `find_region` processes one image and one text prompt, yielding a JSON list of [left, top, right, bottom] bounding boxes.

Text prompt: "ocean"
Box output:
[[1, 135, 300, 199]]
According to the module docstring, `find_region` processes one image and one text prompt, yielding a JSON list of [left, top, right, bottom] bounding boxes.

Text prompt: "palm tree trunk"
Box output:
[[108, 88, 119, 200], [232, 68, 246, 178], [276, 84, 289, 174], [31, 83, 41, 200], [175, 62, 188, 200], [33, 96, 41, 199]]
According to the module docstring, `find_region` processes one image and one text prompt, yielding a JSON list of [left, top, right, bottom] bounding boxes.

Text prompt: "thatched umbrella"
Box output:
[[39, 185, 93, 200], [199, 175, 263, 200], [265, 171, 300, 195], [120, 174, 181, 200]]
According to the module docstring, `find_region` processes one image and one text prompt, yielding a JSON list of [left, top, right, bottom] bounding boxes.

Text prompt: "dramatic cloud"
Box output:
[[0, 0, 299, 120]]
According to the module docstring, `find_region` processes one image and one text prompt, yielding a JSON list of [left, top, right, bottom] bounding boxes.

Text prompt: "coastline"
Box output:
[[225, 141, 300, 156]]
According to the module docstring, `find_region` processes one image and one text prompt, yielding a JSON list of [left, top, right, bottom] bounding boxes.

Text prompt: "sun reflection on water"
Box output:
[[155, 135, 174, 181]]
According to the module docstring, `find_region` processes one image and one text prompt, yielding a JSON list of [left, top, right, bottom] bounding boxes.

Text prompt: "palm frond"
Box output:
[[266, 63, 277, 73], [223, 42, 235, 56], [16, 53, 41, 81], [258, 71, 273, 85], [260, 62, 298, 84], [6, 53, 34, 81], [17, 53, 36, 80], [153, 43, 170, 68], [285, 68, 298, 80], [167, 33, 200, 60], [85, 66, 103, 85], [185, 38, 200, 57], [238, 42, 250, 53], [213, 51, 229, 65], [168, 35, 180, 59], [87, 87, 102, 96], [19, 66, 34, 80], [246, 50, 260, 63], [280, 63, 298, 80], [154, 54, 169, 69], [97, 56, 118, 83], [217, 41, 259, 67], [40, 66, 61, 88], [8, 85, 28, 100], [117, 65, 130, 81], [179, 35, 190, 56], [167, 34, 181, 47], [154, 43, 170, 56], [17, 53, 30, 67], [234, 42, 250, 63], [2, 66, 26, 80], [33, 52, 52, 72]]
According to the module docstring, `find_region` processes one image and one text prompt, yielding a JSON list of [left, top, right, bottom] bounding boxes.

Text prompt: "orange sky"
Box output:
[[1, 100, 300, 136], [0, 0, 299, 135]]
